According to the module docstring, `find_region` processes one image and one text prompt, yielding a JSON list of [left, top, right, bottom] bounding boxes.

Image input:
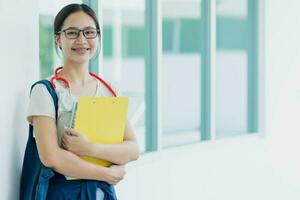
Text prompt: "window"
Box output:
[[216, 0, 258, 137], [102, 1, 146, 152], [144, 0, 259, 151], [161, 0, 202, 148]]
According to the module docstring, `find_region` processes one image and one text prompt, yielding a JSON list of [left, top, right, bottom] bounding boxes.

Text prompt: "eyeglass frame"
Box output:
[[55, 27, 101, 39]]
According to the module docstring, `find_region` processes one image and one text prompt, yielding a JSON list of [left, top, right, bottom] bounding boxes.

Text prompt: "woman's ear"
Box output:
[[55, 35, 62, 50]]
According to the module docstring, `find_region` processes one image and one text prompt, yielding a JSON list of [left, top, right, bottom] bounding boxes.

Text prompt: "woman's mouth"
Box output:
[[71, 48, 90, 55]]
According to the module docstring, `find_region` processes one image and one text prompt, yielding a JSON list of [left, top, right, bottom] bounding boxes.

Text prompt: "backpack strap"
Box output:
[[29, 79, 58, 141]]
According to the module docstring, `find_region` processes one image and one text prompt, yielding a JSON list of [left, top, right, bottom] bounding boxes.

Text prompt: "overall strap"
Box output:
[[29, 80, 58, 140]]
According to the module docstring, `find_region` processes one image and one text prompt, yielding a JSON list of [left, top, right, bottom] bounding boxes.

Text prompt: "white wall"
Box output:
[[264, 0, 300, 186], [2, 0, 300, 199], [0, 1, 39, 199], [115, 0, 300, 199]]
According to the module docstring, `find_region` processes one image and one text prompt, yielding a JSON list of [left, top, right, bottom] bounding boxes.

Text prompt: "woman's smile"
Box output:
[[71, 47, 90, 55]]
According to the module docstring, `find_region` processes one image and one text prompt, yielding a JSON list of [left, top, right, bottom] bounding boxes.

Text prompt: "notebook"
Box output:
[[66, 96, 129, 180]]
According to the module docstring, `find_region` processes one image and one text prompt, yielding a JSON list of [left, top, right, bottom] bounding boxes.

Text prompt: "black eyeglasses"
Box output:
[[56, 27, 100, 39]]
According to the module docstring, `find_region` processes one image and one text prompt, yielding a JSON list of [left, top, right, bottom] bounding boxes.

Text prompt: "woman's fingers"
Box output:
[[61, 139, 67, 149], [62, 135, 69, 146], [109, 177, 121, 185], [70, 129, 80, 136], [106, 165, 126, 185], [113, 175, 124, 185], [64, 127, 80, 136], [61, 134, 72, 149], [62, 134, 68, 143]]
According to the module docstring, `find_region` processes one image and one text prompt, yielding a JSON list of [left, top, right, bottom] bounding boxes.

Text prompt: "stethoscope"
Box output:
[[50, 66, 117, 97]]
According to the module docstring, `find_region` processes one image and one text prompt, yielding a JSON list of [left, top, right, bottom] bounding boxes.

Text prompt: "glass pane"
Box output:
[[216, 0, 257, 137], [162, 0, 201, 148], [102, 1, 146, 152], [39, 0, 82, 78], [216, 0, 247, 17]]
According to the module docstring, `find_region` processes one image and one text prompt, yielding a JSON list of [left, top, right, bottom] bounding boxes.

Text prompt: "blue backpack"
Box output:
[[20, 80, 117, 200]]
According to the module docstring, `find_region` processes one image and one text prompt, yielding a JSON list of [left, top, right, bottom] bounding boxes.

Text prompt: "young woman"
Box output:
[[22, 3, 139, 200]]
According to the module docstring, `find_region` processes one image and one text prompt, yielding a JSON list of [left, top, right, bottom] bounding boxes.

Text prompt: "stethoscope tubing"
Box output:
[[50, 66, 117, 97]]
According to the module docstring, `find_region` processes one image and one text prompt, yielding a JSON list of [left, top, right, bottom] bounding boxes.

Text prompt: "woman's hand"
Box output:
[[103, 165, 126, 185], [62, 127, 92, 157]]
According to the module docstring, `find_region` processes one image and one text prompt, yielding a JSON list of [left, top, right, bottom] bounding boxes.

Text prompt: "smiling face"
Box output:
[[55, 11, 99, 65]]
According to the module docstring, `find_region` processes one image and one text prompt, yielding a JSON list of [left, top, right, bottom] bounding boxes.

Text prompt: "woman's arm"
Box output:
[[32, 116, 125, 185], [62, 121, 140, 165]]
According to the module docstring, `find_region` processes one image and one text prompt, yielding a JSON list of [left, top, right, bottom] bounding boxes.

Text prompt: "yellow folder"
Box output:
[[70, 96, 128, 166]]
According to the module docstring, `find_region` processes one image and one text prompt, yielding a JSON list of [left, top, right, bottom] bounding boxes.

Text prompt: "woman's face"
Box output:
[[55, 11, 99, 65]]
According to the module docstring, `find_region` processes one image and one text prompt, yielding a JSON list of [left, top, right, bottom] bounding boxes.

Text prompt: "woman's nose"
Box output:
[[76, 31, 86, 43]]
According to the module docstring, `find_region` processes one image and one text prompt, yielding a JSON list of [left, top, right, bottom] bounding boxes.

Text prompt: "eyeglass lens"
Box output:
[[65, 28, 98, 39]]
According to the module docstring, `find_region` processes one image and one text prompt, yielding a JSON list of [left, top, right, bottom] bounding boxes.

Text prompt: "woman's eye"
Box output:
[[66, 31, 78, 36], [85, 30, 96, 35]]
